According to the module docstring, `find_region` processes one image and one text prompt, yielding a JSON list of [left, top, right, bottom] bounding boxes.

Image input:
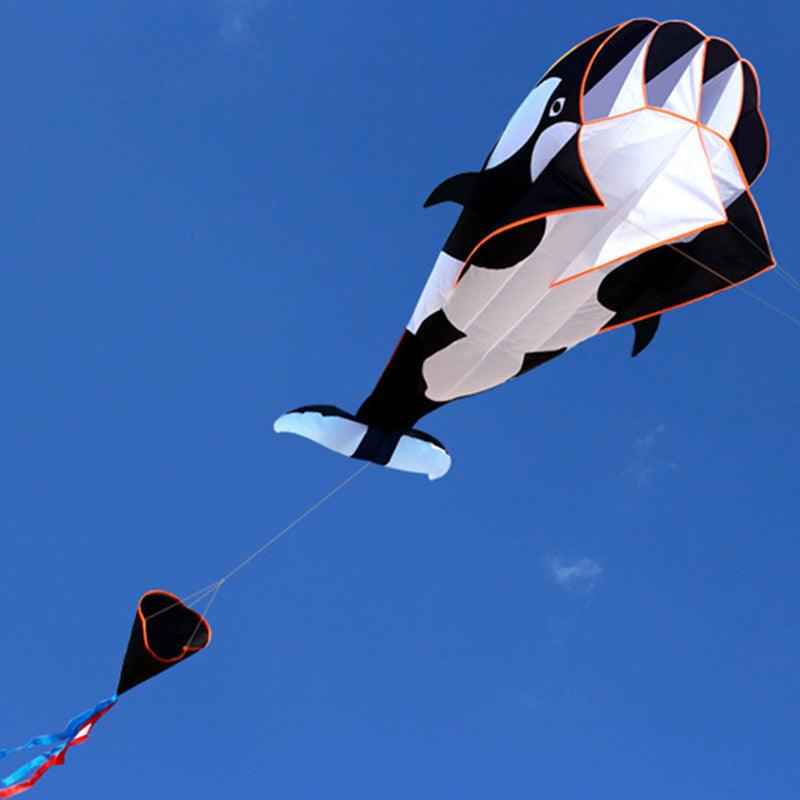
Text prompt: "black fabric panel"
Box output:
[[440, 173, 531, 262], [689, 191, 771, 267], [442, 29, 614, 263], [471, 218, 546, 269], [117, 591, 210, 695], [440, 132, 589, 263], [644, 22, 704, 83], [356, 310, 465, 429], [731, 63, 767, 184], [731, 113, 768, 184], [288, 404, 355, 419], [599, 193, 772, 329], [351, 426, 402, 465], [516, 347, 567, 377], [410, 309, 466, 363], [734, 190, 771, 250], [584, 19, 658, 94], [599, 245, 693, 319], [544, 26, 621, 122], [350, 426, 448, 464], [703, 39, 738, 83], [459, 135, 601, 277], [425, 171, 483, 208], [509, 134, 602, 222], [740, 60, 759, 113], [403, 427, 448, 450], [480, 26, 618, 170]]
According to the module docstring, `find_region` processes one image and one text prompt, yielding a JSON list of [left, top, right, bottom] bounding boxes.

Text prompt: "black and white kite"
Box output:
[[1, 16, 776, 798], [276, 19, 772, 478]]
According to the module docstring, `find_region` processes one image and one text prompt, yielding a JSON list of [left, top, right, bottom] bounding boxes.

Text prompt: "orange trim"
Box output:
[[548, 217, 728, 289], [582, 102, 749, 133], [697, 119, 727, 217], [669, 19, 711, 120], [699, 115, 754, 193], [452, 200, 605, 290], [734, 61, 747, 141], [699, 55, 747, 145], [697, 119, 746, 176], [427, 20, 770, 355], [646, 103, 708, 127], [582, 106, 649, 127], [729, 186, 775, 262], [577, 22, 636, 124], [639, 22, 657, 109], [602, 261, 775, 335], [546, 21, 626, 79], [139, 589, 211, 664], [454, 114, 732, 293], [581, 102, 724, 129], [744, 185, 774, 255], [450, 23, 628, 291], [369, 329, 408, 392], [742, 59, 770, 184], [642, 22, 714, 119]]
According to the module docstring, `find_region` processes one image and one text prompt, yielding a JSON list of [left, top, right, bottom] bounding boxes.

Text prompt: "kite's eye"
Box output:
[[548, 97, 565, 117]]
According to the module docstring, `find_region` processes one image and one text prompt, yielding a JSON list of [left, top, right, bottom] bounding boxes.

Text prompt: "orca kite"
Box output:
[[276, 19, 772, 479]]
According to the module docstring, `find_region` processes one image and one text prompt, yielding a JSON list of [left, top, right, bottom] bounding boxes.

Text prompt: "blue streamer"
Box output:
[[1, 696, 117, 792]]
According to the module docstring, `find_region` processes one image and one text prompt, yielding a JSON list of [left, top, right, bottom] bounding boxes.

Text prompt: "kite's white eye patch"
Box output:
[[549, 97, 565, 117], [486, 77, 561, 168]]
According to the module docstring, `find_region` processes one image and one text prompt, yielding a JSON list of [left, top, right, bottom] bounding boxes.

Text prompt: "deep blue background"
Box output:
[[2, 2, 798, 797]]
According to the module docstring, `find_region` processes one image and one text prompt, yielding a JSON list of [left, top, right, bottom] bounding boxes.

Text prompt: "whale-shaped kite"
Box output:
[[277, 19, 773, 479]]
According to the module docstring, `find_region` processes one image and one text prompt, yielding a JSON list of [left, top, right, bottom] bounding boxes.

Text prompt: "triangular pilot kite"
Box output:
[[0, 592, 209, 797], [276, 19, 773, 479]]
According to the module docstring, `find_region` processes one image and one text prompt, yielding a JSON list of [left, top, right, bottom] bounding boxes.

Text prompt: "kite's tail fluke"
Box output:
[[274, 405, 451, 480]]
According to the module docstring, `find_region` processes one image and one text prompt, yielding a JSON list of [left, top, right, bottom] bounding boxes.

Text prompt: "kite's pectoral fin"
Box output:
[[631, 314, 660, 357], [274, 406, 451, 480]]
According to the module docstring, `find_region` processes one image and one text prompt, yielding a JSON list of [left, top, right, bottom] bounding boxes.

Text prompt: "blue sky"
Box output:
[[2, 2, 799, 797]]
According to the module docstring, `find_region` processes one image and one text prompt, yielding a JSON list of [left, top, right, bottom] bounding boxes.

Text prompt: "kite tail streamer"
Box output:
[[0, 696, 117, 797]]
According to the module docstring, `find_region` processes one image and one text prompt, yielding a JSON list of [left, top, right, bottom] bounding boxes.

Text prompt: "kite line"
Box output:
[[0, 463, 369, 798], [603, 207, 800, 328], [150, 462, 370, 622], [171, 208, 800, 630], [724, 217, 800, 297]]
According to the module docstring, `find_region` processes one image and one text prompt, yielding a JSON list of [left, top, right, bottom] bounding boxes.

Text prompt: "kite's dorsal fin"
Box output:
[[424, 169, 523, 210], [631, 314, 660, 357], [424, 171, 483, 208]]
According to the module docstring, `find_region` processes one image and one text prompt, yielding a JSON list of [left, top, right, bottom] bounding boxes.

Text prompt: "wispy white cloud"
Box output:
[[624, 423, 677, 486], [546, 556, 602, 591], [217, 0, 268, 42]]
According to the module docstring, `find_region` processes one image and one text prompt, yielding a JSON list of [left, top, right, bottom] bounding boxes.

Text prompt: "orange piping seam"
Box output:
[[139, 589, 211, 664], [549, 218, 728, 288]]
